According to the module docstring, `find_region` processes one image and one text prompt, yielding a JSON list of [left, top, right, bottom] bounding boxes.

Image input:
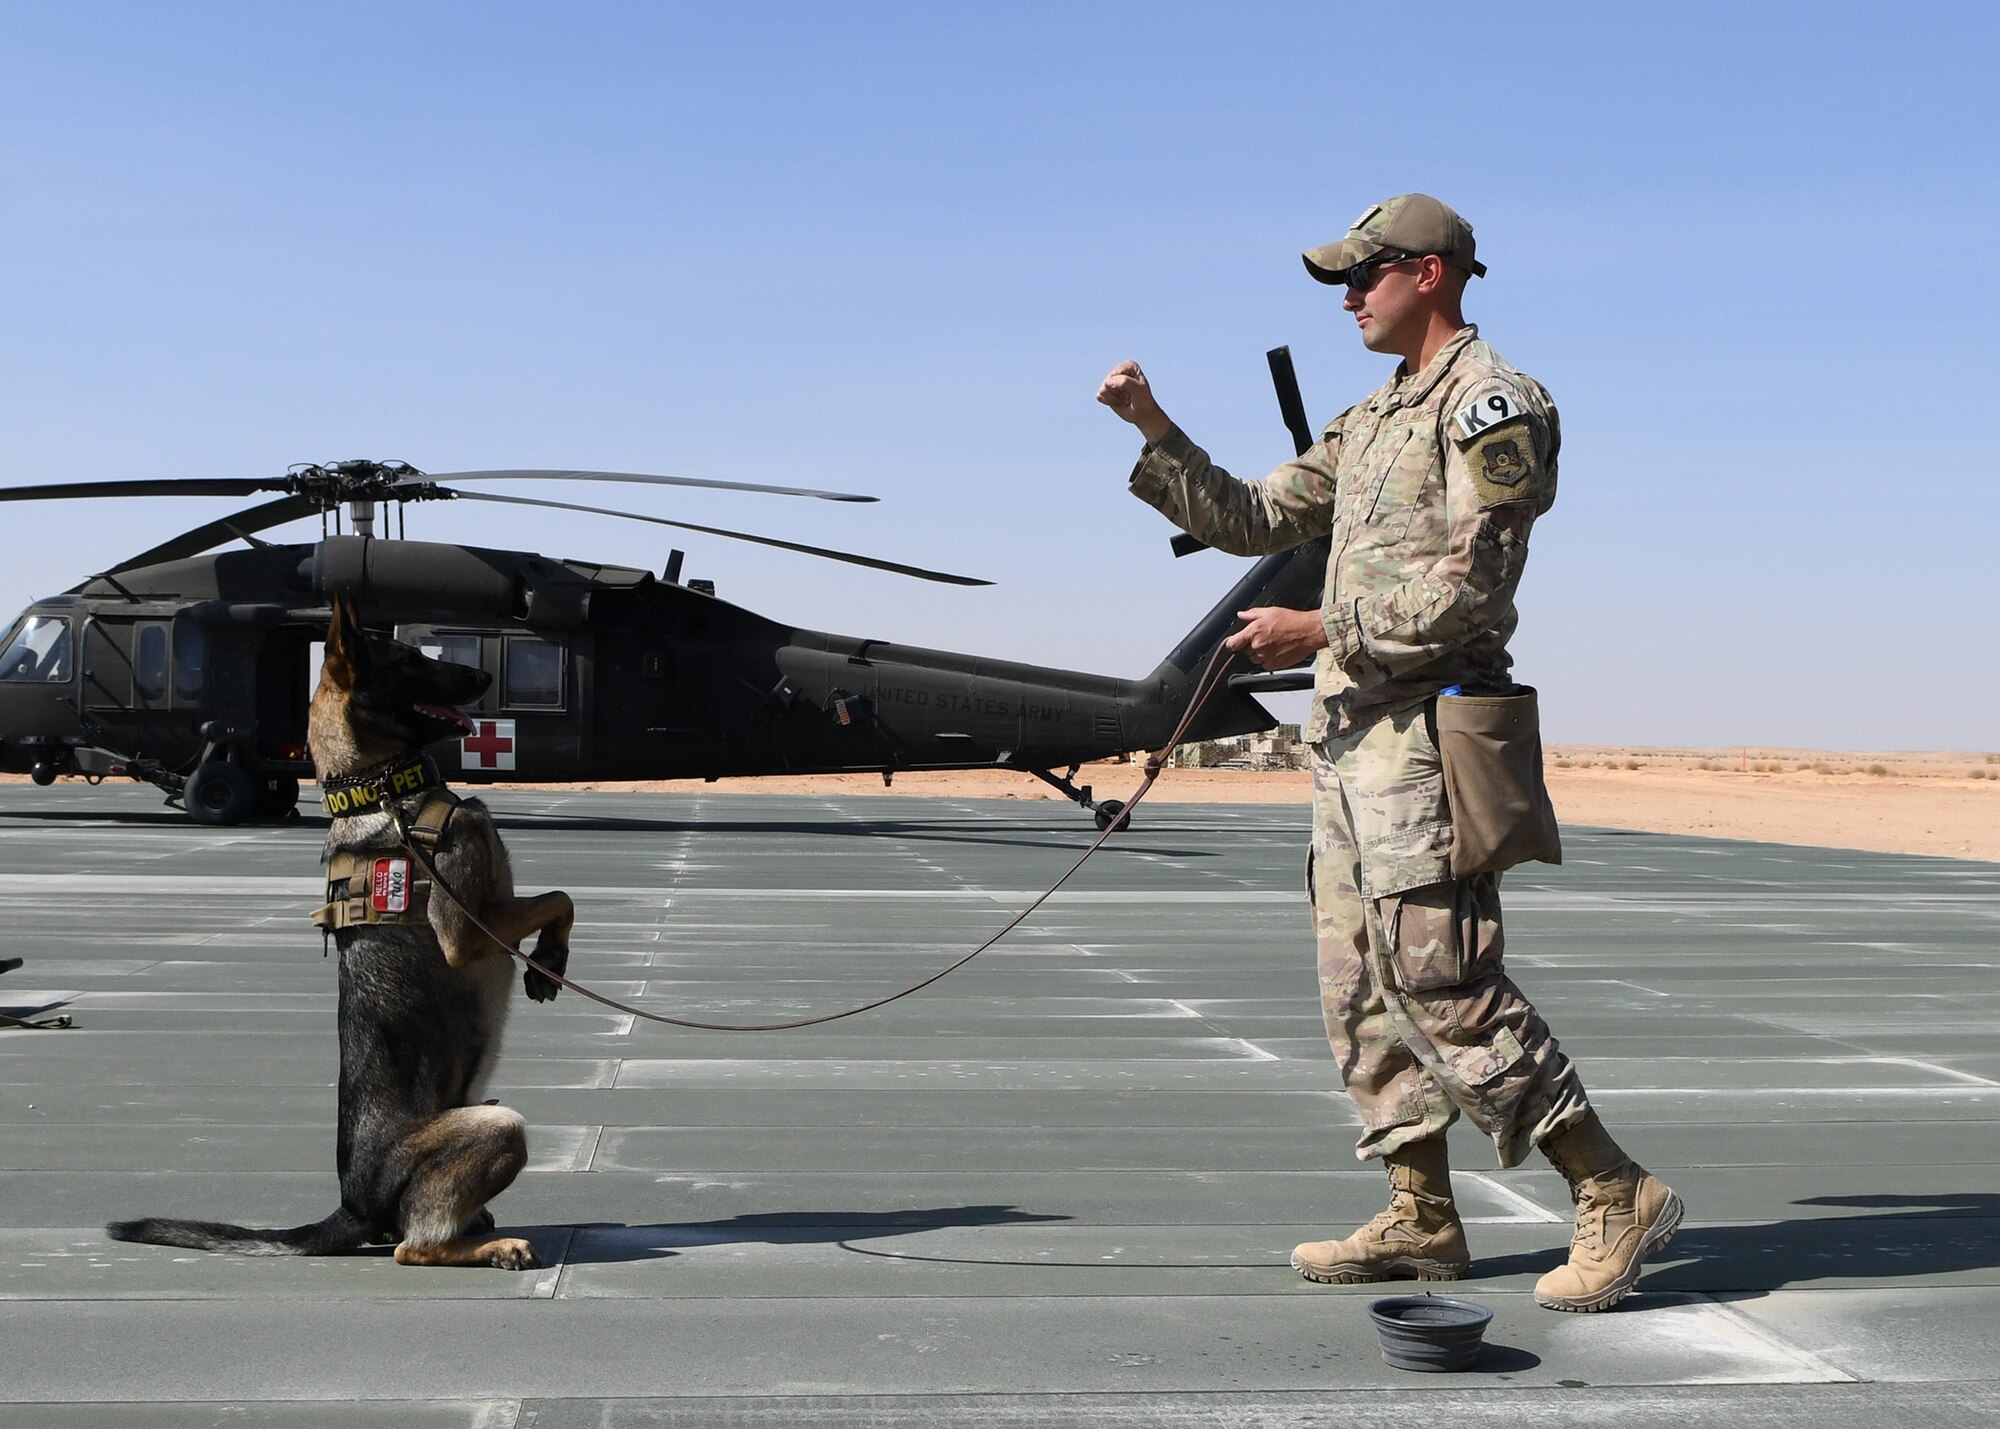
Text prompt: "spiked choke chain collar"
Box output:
[[320, 754, 444, 816]]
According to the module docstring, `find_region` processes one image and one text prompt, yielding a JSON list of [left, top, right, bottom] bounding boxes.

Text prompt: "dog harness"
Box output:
[[311, 786, 459, 934]]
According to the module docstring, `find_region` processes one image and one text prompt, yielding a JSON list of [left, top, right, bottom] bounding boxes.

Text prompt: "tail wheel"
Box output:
[[1094, 799, 1129, 832], [185, 762, 256, 826]]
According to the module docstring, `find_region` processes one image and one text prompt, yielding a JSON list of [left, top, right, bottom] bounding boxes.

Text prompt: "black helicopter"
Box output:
[[0, 356, 1325, 828]]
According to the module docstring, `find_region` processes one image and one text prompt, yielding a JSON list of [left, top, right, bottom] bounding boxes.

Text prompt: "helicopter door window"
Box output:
[[0, 615, 73, 683], [135, 623, 169, 704], [502, 637, 564, 709], [172, 620, 206, 704], [418, 634, 482, 670]]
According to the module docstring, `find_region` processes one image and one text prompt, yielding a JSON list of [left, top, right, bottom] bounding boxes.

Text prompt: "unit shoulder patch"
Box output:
[[1459, 419, 1543, 509]]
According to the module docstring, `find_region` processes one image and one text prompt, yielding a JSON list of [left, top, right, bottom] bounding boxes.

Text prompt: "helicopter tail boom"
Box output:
[[1130, 537, 1327, 747]]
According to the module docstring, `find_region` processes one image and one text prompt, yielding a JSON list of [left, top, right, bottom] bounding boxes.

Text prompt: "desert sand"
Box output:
[[500, 745, 2000, 864]]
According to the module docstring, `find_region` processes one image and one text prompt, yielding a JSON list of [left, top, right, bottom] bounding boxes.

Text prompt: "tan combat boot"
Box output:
[[1291, 1137, 1470, 1284], [1535, 1112, 1684, 1312]]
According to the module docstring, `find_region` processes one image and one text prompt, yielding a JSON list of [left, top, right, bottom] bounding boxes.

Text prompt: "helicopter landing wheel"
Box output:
[[186, 761, 256, 826], [30, 762, 59, 787], [254, 776, 301, 820], [1093, 799, 1129, 832]]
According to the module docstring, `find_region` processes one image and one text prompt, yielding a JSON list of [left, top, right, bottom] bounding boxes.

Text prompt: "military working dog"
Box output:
[[107, 596, 575, 1268]]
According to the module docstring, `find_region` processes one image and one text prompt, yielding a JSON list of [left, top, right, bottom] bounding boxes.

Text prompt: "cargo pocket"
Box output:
[[1381, 881, 1467, 992], [1442, 1026, 1529, 1089]]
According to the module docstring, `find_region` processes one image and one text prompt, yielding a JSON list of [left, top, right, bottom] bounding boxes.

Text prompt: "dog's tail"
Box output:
[[106, 1206, 371, 1257]]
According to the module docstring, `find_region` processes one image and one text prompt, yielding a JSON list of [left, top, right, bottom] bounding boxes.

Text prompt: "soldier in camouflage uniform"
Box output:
[[1097, 195, 1683, 1312]]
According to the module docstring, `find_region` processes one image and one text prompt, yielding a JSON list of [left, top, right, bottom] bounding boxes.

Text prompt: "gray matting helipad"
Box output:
[[2, 782, 1997, 1427]]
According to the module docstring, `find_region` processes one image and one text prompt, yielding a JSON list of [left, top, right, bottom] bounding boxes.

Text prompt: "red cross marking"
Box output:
[[463, 720, 515, 769]]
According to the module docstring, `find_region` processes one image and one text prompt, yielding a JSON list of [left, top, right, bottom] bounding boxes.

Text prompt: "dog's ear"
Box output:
[[321, 594, 369, 691]]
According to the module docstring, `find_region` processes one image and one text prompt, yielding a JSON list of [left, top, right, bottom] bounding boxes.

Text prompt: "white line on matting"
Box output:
[[1460, 1171, 1567, 1224], [1688, 1290, 1862, 1383], [1879, 1056, 2000, 1087], [1223, 1037, 1280, 1062], [1602, 978, 1672, 997]]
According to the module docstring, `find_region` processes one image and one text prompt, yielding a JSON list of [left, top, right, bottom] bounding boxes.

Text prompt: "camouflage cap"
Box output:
[[1303, 194, 1487, 285]]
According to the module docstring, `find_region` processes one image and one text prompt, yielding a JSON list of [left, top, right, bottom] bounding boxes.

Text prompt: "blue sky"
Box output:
[[2, 3, 1992, 750]]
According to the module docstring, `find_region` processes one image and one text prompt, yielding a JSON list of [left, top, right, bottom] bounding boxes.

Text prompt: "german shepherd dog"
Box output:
[[107, 596, 575, 1268]]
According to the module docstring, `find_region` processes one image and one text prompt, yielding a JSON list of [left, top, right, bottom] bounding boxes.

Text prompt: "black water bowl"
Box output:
[[1367, 1293, 1494, 1372]]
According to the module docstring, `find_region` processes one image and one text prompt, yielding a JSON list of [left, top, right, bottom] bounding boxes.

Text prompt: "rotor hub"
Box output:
[[282, 461, 448, 509]]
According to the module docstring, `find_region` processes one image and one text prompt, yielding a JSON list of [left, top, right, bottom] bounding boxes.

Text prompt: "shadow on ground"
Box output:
[[511, 1204, 1073, 1266], [1479, 1192, 2000, 1296]]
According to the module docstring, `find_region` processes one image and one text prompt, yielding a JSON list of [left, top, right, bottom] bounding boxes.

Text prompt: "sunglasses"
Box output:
[[1343, 251, 1428, 293]]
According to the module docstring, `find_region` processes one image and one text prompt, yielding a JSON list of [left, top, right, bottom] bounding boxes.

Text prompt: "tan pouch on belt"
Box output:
[[1436, 686, 1562, 879]]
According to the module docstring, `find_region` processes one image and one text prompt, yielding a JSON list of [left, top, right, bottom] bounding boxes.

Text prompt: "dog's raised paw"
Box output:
[[524, 936, 569, 1002]]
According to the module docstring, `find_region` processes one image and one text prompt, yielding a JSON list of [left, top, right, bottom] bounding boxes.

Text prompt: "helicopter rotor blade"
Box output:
[[0, 478, 287, 503], [415, 469, 878, 503], [448, 491, 993, 586], [105, 494, 324, 575]]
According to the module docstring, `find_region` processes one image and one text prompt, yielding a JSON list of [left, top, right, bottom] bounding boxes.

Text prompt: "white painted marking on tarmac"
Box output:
[[1603, 979, 1672, 996], [1686, 1291, 1862, 1382], [1880, 1056, 2000, 1087], [1222, 1038, 1280, 1062], [1166, 1000, 1202, 1018], [1459, 1171, 1567, 1224]]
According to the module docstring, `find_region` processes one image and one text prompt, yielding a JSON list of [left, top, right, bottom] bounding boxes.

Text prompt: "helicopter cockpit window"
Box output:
[[0, 615, 73, 683], [503, 637, 563, 708]]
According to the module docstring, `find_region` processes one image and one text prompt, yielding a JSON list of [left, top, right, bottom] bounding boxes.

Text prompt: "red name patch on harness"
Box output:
[[370, 857, 413, 915]]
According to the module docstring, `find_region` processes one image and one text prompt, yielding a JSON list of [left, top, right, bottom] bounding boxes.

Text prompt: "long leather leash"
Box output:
[[384, 644, 1245, 1031]]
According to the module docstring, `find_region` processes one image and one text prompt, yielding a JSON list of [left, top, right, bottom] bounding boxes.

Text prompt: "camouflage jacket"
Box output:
[[1128, 325, 1559, 740]]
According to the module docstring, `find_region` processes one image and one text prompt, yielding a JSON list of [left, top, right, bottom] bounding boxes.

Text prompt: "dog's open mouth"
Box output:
[[416, 703, 478, 735]]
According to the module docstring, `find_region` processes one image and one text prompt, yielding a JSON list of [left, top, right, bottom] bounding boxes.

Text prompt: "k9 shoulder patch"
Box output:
[[370, 857, 413, 915], [1453, 389, 1521, 440]]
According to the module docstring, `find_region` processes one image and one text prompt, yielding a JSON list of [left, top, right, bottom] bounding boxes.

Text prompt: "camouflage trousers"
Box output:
[[1309, 700, 1589, 1168]]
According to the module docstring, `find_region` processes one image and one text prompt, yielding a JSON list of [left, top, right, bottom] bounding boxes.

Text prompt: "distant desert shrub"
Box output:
[[1622, 759, 1640, 771], [1866, 763, 1890, 776]]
